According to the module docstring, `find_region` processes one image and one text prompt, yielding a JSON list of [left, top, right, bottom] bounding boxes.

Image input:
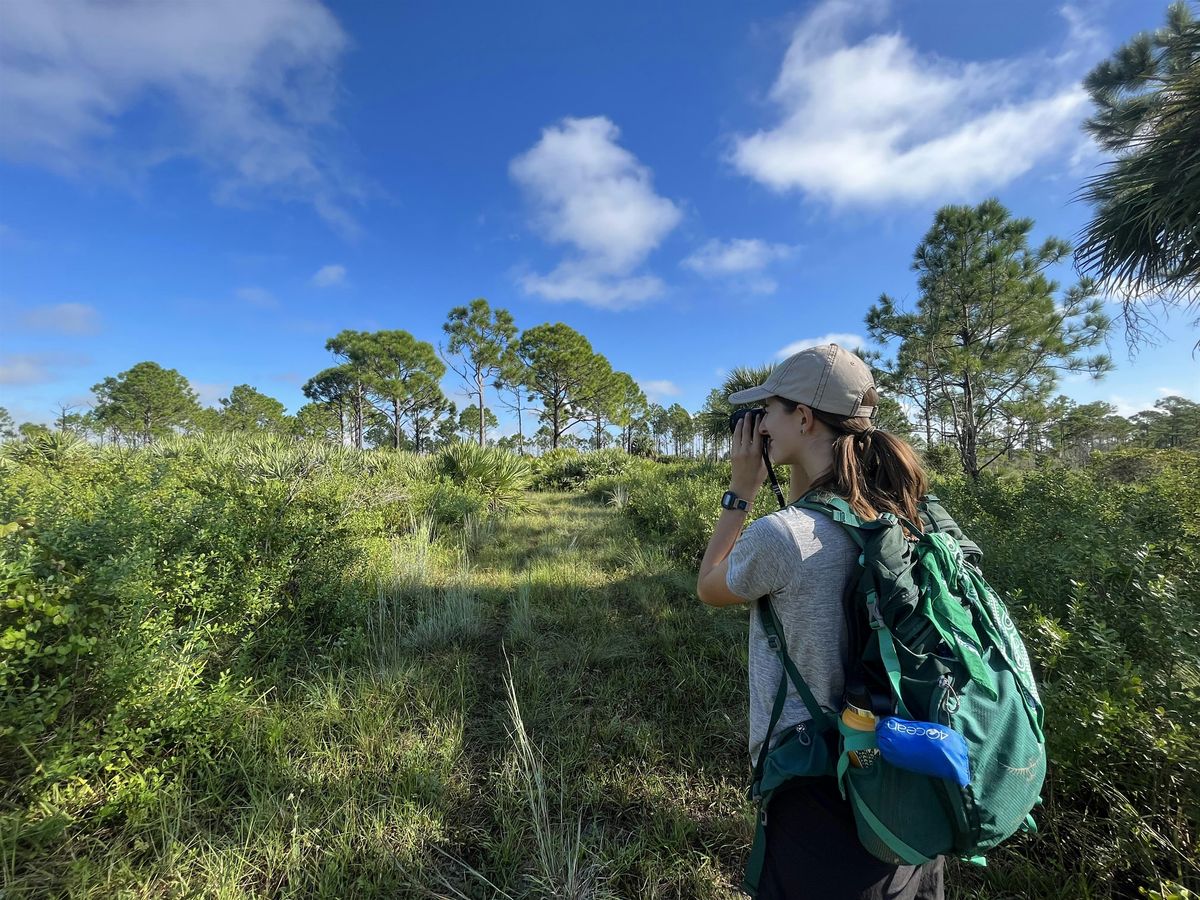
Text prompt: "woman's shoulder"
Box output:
[[751, 505, 855, 548]]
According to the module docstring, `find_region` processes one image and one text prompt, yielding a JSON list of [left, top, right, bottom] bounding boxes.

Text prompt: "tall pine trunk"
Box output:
[[476, 370, 486, 447]]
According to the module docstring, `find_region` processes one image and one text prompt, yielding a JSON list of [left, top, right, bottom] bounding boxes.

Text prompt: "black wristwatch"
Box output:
[[721, 490, 750, 512]]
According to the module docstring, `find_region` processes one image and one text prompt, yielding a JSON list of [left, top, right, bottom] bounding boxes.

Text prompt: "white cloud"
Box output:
[[0, 0, 358, 235], [518, 262, 664, 311], [640, 379, 681, 401], [0, 356, 53, 386], [775, 333, 866, 359], [682, 238, 796, 276], [235, 286, 277, 308], [510, 116, 681, 310], [18, 302, 101, 334], [0, 352, 90, 386], [745, 278, 779, 296], [731, 0, 1093, 206], [311, 264, 346, 287], [1106, 390, 1198, 418], [1097, 277, 1170, 307]]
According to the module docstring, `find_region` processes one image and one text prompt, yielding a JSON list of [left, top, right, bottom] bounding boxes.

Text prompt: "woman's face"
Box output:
[[758, 396, 808, 464]]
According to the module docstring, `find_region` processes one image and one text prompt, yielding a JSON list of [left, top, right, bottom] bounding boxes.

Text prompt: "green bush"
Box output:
[[0, 436, 471, 833], [921, 442, 961, 477], [438, 442, 532, 514], [531, 447, 634, 491], [0, 520, 95, 744]]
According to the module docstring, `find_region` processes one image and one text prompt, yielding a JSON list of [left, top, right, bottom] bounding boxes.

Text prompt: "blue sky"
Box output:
[[1, 0, 1196, 432]]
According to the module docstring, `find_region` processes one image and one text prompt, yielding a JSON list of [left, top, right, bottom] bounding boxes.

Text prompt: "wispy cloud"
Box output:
[[681, 237, 797, 295], [510, 116, 682, 310], [1109, 394, 1152, 418], [17, 302, 101, 334], [682, 238, 796, 276], [235, 286, 278, 308], [0, 352, 91, 386], [640, 379, 681, 401], [0, 0, 360, 235], [311, 264, 347, 287], [776, 333, 866, 359], [731, 0, 1097, 206]]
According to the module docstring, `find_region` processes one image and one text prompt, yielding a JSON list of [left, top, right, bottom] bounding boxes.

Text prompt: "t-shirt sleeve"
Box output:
[[726, 515, 795, 601]]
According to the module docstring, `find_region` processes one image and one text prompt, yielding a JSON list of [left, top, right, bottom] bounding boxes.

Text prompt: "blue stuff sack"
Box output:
[[876, 717, 971, 787]]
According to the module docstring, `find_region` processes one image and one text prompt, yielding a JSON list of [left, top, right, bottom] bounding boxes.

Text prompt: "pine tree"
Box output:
[[1076, 2, 1200, 346], [869, 200, 1112, 478]]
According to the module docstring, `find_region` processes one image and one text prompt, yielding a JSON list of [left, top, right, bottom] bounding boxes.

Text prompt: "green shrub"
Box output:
[[921, 442, 961, 477], [438, 442, 532, 514], [0, 520, 96, 744], [0, 436, 460, 833], [531, 447, 634, 492]]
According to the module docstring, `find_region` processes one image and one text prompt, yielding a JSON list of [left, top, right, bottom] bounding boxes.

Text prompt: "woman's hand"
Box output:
[[729, 414, 767, 499]]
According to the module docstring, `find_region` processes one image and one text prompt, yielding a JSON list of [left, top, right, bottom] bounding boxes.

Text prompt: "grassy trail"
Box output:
[[415, 492, 751, 899], [29, 493, 750, 899]]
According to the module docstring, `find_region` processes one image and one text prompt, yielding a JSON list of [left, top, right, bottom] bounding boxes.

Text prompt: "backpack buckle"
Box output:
[[865, 592, 885, 630], [766, 635, 782, 652]]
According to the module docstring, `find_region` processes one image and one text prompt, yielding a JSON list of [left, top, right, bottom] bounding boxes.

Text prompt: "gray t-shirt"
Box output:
[[726, 506, 859, 762]]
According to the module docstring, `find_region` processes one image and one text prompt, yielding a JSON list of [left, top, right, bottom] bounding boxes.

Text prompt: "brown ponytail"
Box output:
[[781, 389, 929, 528]]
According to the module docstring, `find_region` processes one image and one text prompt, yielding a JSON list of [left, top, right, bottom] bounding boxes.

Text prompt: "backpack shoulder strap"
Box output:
[[757, 596, 833, 731], [750, 596, 837, 805], [799, 491, 921, 721], [793, 490, 868, 549]]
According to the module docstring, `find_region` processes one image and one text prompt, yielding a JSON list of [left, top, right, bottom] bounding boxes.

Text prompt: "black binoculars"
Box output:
[[729, 407, 765, 434]]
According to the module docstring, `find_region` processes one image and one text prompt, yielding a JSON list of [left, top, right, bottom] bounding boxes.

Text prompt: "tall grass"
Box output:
[[501, 652, 612, 900]]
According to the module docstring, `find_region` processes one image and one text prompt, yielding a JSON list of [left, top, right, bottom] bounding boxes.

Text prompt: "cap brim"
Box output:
[[727, 385, 773, 405]]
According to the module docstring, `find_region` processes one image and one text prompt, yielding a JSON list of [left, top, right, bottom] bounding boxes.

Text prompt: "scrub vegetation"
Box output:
[[2, 435, 1197, 898]]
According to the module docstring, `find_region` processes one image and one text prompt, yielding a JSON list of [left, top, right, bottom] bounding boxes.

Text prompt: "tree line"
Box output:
[[0, 299, 670, 456], [3, 201, 1198, 471]]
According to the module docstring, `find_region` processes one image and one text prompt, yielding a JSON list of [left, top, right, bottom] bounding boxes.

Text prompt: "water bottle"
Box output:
[[842, 691, 880, 769]]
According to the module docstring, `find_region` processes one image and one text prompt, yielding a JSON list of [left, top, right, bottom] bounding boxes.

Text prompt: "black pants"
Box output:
[[756, 777, 945, 900]]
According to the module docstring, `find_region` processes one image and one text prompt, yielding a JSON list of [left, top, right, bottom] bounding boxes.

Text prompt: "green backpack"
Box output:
[[744, 491, 1046, 895]]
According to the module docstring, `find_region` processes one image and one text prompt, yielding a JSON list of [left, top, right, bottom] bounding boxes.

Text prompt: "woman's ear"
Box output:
[[797, 403, 811, 434]]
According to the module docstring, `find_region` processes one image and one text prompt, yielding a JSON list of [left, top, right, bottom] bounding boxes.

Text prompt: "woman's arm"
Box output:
[[696, 507, 755, 606], [696, 415, 766, 607]]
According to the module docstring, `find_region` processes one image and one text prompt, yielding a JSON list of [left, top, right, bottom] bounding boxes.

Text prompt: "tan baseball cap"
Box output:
[[728, 343, 876, 418]]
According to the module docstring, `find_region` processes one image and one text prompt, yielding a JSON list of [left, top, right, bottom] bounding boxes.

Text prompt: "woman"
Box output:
[[695, 344, 944, 900]]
